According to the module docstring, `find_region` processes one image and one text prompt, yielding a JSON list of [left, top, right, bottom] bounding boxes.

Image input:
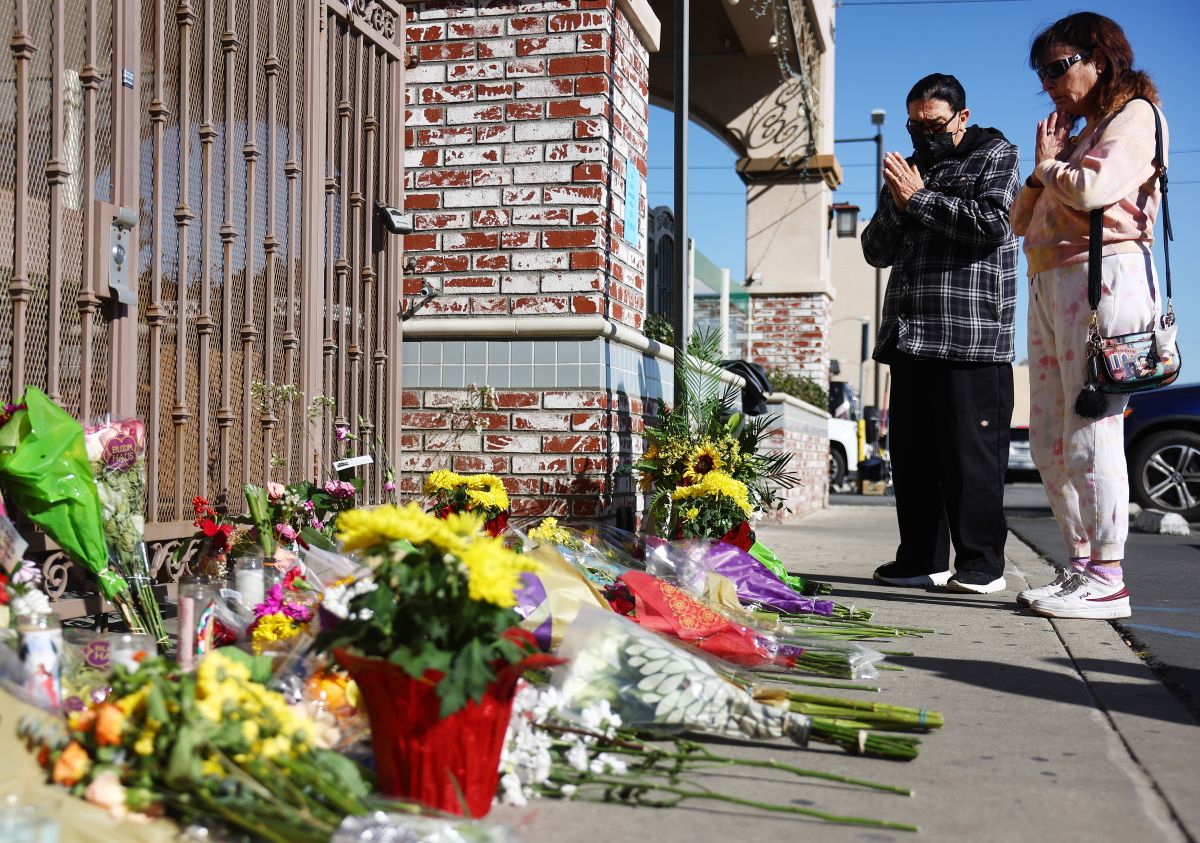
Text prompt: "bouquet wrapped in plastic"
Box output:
[[84, 417, 167, 644], [0, 388, 137, 625]]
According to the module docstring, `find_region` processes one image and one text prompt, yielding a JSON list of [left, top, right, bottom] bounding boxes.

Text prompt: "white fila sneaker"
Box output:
[[1028, 573, 1131, 620], [1016, 568, 1073, 607]]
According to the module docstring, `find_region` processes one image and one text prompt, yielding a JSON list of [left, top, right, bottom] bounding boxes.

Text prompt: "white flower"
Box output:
[[559, 784, 577, 799], [589, 753, 628, 775], [11, 590, 51, 618], [565, 742, 590, 772], [321, 578, 378, 620], [85, 434, 103, 464], [498, 772, 527, 807]]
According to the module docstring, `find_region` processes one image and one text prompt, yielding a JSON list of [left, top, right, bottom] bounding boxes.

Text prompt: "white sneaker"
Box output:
[[1029, 573, 1131, 619], [1016, 568, 1073, 607]]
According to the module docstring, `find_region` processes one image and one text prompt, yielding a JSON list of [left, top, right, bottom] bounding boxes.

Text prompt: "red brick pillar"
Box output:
[[399, 0, 660, 525]]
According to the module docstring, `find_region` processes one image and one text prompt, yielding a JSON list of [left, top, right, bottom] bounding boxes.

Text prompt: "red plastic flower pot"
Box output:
[[334, 642, 560, 817]]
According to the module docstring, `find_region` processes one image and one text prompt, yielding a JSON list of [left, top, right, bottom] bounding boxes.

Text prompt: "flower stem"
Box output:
[[556, 772, 918, 832]]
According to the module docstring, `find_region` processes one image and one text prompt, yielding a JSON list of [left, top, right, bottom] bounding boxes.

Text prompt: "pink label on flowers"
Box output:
[[103, 433, 138, 472]]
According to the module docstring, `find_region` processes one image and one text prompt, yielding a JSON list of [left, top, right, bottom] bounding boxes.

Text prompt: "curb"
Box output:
[[1006, 531, 1200, 843]]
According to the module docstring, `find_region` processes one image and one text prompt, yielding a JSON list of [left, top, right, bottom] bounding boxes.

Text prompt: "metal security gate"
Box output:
[[0, 0, 405, 602]]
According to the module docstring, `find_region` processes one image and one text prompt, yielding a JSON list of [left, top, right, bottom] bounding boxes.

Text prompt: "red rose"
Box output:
[[484, 511, 510, 537]]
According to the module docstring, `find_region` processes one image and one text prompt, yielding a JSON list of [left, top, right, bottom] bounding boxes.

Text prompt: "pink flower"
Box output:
[[275, 523, 298, 544], [84, 769, 127, 818], [384, 481, 396, 492], [323, 480, 356, 500], [335, 426, 350, 442], [266, 482, 286, 502]]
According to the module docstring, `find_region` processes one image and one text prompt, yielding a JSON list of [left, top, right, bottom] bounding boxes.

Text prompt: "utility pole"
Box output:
[[672, 0, 689, 409]]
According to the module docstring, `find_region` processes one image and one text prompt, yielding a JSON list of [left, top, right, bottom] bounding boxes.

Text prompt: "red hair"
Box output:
[[1030, 12, 1158, 125]]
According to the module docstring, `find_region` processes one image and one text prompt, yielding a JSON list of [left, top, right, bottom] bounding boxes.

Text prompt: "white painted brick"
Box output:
[[504, 144, 545, 163], [502, 187, 541, 205], [406, 63, 447, 84], [501, 274, 541, 294], [540, 272, 599, 292], [512, 207, 571, 225], [445, 103, 506, 124], [512, 163, 573, 184], [442, 187, 502, 208], [515, 78, 575, 99], [519, 34, 576, 54], [447, 62, 505, 82], [484, 433, 542, 453], [476, 38, 517, 58], [511, 250, 570, 270], [444, 145, 504, 166], [514, 120, 575, 141], [545, 142, 607, 162]]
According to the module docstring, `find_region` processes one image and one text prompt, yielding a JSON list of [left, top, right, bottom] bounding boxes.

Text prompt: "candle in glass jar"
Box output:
[[234, 555, 265, 610]]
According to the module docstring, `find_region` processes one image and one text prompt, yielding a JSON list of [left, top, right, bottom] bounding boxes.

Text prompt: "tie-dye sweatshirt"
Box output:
[[1009, 98, 1168, 276]]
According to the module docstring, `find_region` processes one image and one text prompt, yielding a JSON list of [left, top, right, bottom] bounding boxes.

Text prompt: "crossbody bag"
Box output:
[[1076, 96, 1181, 418]]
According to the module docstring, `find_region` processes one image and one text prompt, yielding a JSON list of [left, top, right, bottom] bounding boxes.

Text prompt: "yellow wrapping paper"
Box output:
[[519, 545, 611, 649]]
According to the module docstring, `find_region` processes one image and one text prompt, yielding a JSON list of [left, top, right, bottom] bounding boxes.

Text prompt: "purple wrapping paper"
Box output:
[[689, 541, 834, 616]]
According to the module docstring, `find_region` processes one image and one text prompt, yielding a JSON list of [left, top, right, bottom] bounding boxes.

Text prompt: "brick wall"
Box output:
[[748, 293, 832, 387], [761, 394, 830, 520], [397, 381, 649, 526], [403, 0, 649, 328]]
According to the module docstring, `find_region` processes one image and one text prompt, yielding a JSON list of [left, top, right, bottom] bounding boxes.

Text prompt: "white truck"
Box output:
[[827, 381, 860, 494]]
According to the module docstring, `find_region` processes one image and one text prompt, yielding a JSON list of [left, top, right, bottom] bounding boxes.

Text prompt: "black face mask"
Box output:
[[911, 130, 957, 166]]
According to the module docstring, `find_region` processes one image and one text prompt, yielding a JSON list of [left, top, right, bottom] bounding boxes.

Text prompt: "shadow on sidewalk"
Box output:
[[899, 655, 1200, 726]]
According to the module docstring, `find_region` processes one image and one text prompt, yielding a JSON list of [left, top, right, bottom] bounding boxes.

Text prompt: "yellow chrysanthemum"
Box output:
[[528, 517, 568, 544], [337, 503, 478, 554], [114, 686, 150, 717], [684, 507, 700, 520], [643, 444, 660, 460], [671, 470, 753, 516], [457, 535, 540, 608], [424, 469, 465, 495], [251, 612, 302, 655]]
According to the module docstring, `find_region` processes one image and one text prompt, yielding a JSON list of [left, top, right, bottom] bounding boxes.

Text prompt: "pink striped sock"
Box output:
[[1067, 557, 1089, 572], [1086, 563, 1124, 584]]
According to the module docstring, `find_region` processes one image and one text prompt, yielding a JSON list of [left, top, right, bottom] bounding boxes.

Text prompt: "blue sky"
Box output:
[[647, 0, 1200, 375]]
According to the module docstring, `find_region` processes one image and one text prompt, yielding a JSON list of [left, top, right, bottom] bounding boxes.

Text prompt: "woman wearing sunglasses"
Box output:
[[1010, 12, 1168, 619]]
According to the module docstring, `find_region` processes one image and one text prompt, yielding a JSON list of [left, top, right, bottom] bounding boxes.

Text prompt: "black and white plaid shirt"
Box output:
[[861, 128, 1021, 363]]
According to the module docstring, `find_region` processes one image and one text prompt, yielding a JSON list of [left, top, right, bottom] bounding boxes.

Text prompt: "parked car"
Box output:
[[1006, 426, 1039, 482], [1124, 383, 1200, 522]]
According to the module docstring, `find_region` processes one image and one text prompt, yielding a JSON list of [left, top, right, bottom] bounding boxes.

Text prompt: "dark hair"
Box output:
[[1029, 12, 1158, 123], [905, 74, 967, 112]]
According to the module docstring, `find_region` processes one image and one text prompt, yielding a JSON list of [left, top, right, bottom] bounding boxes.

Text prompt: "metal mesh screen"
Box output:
[[0, 0, 17, 402]]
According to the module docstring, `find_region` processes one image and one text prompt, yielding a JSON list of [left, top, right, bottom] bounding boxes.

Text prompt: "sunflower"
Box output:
[[683, 441, 724, 483]]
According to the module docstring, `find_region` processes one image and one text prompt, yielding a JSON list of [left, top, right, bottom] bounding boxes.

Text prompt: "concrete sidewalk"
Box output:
[[492, 506, 1200, 843]]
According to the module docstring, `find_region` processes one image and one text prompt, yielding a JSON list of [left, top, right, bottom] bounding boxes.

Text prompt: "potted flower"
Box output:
[[311, 503, 556, 817], [423, 470, 511, 537]]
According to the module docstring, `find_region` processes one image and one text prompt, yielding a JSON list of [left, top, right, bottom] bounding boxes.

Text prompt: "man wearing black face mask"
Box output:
[[860, 73, 1021, 596]]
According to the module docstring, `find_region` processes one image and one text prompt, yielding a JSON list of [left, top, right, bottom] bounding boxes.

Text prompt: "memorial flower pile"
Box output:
[[632, 332, 797, 541]]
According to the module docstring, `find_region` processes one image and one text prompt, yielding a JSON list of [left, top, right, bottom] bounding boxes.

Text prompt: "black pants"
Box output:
[[888, 357, 1013, 577]]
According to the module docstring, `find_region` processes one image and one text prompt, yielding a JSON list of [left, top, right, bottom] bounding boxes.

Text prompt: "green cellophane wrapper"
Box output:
[[0, 387, 129, 601], [748, 540, 830, 597]]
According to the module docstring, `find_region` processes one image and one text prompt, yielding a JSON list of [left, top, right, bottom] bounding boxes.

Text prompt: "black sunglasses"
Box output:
[[906, 112, 960, 136], [1037, 51, 1091, 81]]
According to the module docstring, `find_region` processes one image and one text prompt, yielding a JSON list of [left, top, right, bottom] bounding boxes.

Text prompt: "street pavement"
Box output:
[[492, 506, 1200, 842], [1004, 482, 1200, 722]]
